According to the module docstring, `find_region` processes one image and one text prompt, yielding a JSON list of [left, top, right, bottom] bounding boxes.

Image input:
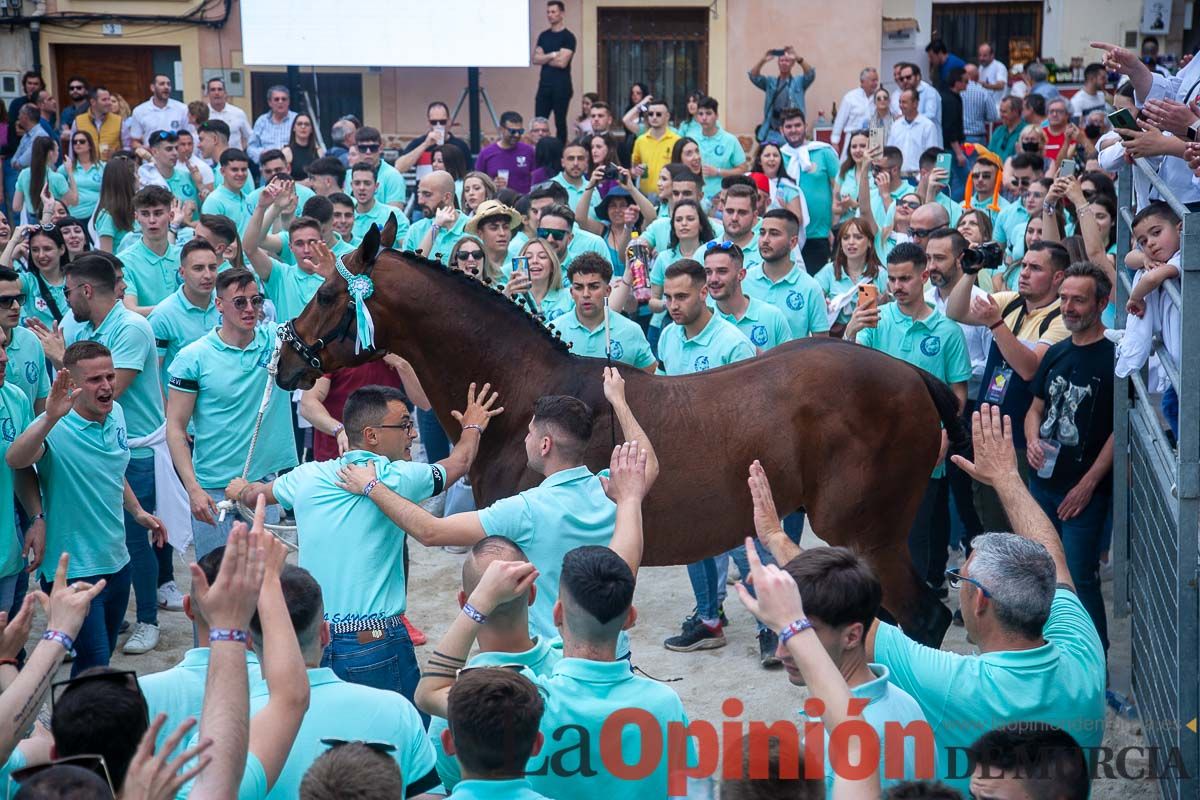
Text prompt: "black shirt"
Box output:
[[536, 28, 576, 87], [940, 88, 964, 147], [1030, 337, 1115, 494]]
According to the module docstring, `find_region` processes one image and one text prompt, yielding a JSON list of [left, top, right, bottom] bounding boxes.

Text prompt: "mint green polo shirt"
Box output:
[[277, 232, 355, 267], [0, 384, 32, 578], [246, 667, 438, 800], [246, 183, 315, 219], [695, 126, 746, 198], [743, 263, 830, 338], [656, 312, 755, 376], [6, 326, 49, 409], [430, 637, 563, 792], [478, 465, 618, 644], [713, 296, 793, 351], [814, 263, 890, 325], [93, 210, 134, 252], [994, 202, 1031, 262], [122, 240, 183, 307], [343, 160, 407, 206], [148, 286, 218, 388], [964, 193, 1010, 224], [401, 213, 468, 265], [18, 271, 66, 330], [551, 173, 601, 218], [353, 201, 408, 241], [557, 309, 656, 369], [38, 404, 131, 581], [201, 184, 253, 231], [527, 658, 695, 800], [60, 161, 104, 220], [535, 287, 573, 323], [450, 779, 553, 799], [69, 302, 164, 460], [641, 216, 723, 253], [264, 259, 325, 322], [805, 663, 932, 795], [163, 165, 200, 210], [874, 589, 1106, 795], [15, 168, 69, 208], [139, 648, 263, 759], [793, 144, 840, 237], [168, 325, 297, 488], [272, 451, 446, 621]]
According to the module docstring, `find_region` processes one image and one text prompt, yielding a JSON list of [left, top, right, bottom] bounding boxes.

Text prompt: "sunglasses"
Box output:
[[705, 240, 743, 257], [505, 128, 525, 137], [228, 294, 266, 310], [970, 172, 994, 181], [1012, 177, 1033, 187], [908, 227, 936, 239], [321, 738, 397, 754], [63, 282, 89, 298], [72, 138, 88, 145], [0, 294, 27, 307], [9, 754, 115, 799], [68, 84, 87, 91], [149, 130, 179, 144], [896, 200, 921, 210], [455, 249, 484, 261], [536, 227, 568, 241], [357, 143, 381, 153], [428, 119, 448, 127]]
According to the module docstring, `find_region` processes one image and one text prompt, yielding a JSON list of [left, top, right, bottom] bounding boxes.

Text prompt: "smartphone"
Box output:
[[1058, 160, 1077, 178], [858, 284, 879, 310], [868, 126, 884, 153], [935, 152, 953, 174], [1108, 108, 1139, 131], [511, 256, 531, 281], [769, 48, 787, 57]]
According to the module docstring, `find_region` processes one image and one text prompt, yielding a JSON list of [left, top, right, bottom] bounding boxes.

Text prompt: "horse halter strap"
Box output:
[[277, 253, 379, 371]]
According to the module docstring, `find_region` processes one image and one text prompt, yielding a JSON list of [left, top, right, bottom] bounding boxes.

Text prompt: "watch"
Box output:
[[1188, 119, 1200, 142]]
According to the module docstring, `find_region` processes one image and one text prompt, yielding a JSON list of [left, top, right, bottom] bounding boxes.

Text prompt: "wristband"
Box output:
[[462, 423, 483, 436], [41, 629, 75, 653], [362, 478, 380, 497], [778, 618, 814, 646], [30, 512, 44, 522], [988, 319, 1005, 331], [331, 423, 345, 436], [461, 603, 488, 624], [209, 628, 250, 645]]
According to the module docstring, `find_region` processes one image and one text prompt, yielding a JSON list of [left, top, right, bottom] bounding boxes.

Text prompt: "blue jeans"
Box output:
[[714, 541, 776, 633], [1029, 479, 1111, 652], [0, 572, 18, 619], [685, 559, 720, 622], [124, 457, 158, 626], [416, 409, 450, 464], [1162, 385, 1180, 440], [782, 511, 805, 546], [192, 485, 281, 561], [43, 563, 132, 677], [322, 624, 423, 722]]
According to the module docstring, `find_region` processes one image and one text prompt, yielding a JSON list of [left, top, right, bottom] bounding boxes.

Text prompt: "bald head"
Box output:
[[461, 536, 534, 623], [911, 203, 950, 234], [417, 169, 457, 216]]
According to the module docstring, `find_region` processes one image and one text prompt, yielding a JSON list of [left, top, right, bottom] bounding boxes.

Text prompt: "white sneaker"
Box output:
[[123, 622, 160, 655], [157, 581, 185, 611], [442, 545, 469, 554]]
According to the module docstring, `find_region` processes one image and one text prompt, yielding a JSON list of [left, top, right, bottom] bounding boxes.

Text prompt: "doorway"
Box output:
[[597, 8, 708, 126], [53, 44, 182, 115]]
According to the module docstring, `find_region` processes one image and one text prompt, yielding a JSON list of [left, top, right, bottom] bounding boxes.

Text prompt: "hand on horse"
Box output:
[[602, 366, 627, 408], [747, 460, 786, 546], [336, 461, 377, 495], [951, 404, 1019, 489], [599, 441, 649, 505], [451, 381, 504, 434], [466, 559, 539, 616], [734, 536, 804, 634]]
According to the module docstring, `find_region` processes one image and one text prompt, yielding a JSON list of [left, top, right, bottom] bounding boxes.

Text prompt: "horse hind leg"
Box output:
[[869, 553, 951, 647]]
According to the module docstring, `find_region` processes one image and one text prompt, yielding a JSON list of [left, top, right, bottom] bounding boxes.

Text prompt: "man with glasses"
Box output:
[[889, 89, 943, 176], [167, 268, 296, 559], [1042, 98, 1072, 163], [529, 204, 610, 273], [994, 154, 1047, 262], [403, 170, 467, 265], [631, 99, 681, 195], [400, 101, 473, 179], [204, 77, 252, 151], [129, 74, 188, 150], [0, 267, 49, 412], [247, 85, 297, 165], [476, 111, 536, 194], [891, 62, 942, 128], [962, 151, 1008, 222], [227, 383, 497, 706], [905, 203, 951, 250], [341, 126, 407, 207], [58, 77, 90, 134]]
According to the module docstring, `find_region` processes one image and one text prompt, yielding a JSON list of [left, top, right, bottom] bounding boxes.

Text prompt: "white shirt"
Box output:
[[927, 283, 993, 400], [206, 103, 253, 151], [1137, 51, 1200, 205], [977, 59, 1009, 111], [129, 97, 189, 143], [887, 114, 941, 173], [1069, 89, 1108, 121], [891, 80, 942, 128], [186, 153, 214, 186], [831, 87, 873, 153]]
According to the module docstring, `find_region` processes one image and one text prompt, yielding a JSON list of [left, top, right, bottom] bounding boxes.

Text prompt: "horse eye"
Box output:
[[316, 289, 336, 307]]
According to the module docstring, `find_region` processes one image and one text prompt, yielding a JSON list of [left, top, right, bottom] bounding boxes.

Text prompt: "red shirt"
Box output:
[[1043, 127, 1067, 163], [312, 361, 405, 462]]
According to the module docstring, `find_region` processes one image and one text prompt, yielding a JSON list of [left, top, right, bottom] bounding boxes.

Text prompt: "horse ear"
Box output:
[[357, 224, 382, 267], [380, 213, 399, 249]]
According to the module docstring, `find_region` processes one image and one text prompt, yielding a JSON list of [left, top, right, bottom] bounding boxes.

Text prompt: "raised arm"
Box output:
[[7, 369, 76, 469], [602, 367, 659, 486], [243, 183, 286, 282], [747, 460, 802, 565], [435, 381, 503, 485], [575, 168, 607, 235], [599, 441, 649, 576], [856, 157, 879, 238]]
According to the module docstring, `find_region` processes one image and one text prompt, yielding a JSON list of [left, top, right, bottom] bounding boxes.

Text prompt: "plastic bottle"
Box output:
[[626, 232, 652, 304]]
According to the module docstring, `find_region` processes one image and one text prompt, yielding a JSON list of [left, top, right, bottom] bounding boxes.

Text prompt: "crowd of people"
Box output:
[[0, 0, 1187, 795]]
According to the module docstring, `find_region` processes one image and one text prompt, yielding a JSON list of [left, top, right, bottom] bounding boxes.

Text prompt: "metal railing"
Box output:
[[1112, 158, 1200, 800]]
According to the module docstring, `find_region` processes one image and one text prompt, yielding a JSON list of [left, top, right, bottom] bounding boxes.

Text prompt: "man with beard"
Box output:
[[704, 242, 791, 353], [403, 171, 467, 265], [706, 184, 762, 270], [743, 209, 829, 337]]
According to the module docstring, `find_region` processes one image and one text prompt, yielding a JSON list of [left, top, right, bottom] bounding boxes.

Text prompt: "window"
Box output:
[[597, 8, 708, 125], [931, 2, 1043, 68]]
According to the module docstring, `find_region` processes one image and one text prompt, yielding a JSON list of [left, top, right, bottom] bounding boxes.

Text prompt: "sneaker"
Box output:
[[758, 629, 782, 668], [663, 616, 726, 652], [119, 619, 130, 635], [157, 581, 185, 611], [123, 623, 160, 655], [442, 546, 469, 554], [401, 614, 427, 646]]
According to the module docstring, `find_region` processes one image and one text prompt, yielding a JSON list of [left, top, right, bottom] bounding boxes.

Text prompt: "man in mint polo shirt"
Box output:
[[148, 239, 219, 388], [746, 209, 830, 338], [0, 267, 49, 412], [201, 148, 254, 231], [0, 327, 42, 619], [64, 253, 171, 656], [7, 341, 164, 675], [336, 368, 657, 655], [693, 96, 746, 199], [167, 268, 297, 559], [558, 253, 655, 372], [243, 182, 333, 322], [122, 186, 183, 315], [226, 382, 500, 702], [342, 126, 407, 207], [351, 162, 409, 242], [137, 130, 198, 209], [277, 196, 357, 266], [847, 242, 970, 593], [245, 148, 315, 213], [402, 170, 468, 265], [705, 184, 763, 271], [550, 140, 600, 219], [779, 108, 840, 272], [704, 242, 791, 352]]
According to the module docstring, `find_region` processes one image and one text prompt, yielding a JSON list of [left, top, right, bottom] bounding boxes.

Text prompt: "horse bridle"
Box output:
[[276, 247, 382, 372]]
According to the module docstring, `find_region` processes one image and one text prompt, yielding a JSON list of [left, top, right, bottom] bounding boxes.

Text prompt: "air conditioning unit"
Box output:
[[0, 72, 20, 102]]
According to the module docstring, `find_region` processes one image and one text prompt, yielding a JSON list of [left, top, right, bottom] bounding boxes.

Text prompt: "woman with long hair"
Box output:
[[620, 83, 652, 137], [956, 208, 993, 246], [93, 156, 138, 252], [530, 136, 564, 185], [284, 113, 322, 180], [505, 237, 571, 322], [815, 217, 888, 333], [584, 132, 621, 197], [18, 225, 70, 327], [13, 138, 73, 225], [431, 144, 469, 199], [670, 137, 704, 178], [460, 171, 497, 216], [867, 89, 894, 137], [751, 142, 807, 228], [57, 217, 93, 258], [574, 92, 599, 138], [61, 129, 104, 221], [448, 235, 494, 282], [834, 130, 871, 224], [678, 91, 704, 139]]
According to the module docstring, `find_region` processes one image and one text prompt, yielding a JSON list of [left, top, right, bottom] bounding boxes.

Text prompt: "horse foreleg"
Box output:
[[864, 549, 952, 647]]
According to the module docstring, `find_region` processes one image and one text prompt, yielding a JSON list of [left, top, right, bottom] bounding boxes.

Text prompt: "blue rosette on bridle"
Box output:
[[335, 254, 376, 353]]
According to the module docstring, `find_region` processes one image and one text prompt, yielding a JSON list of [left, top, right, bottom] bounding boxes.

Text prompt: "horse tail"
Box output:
[[915, 366, 969, 452]]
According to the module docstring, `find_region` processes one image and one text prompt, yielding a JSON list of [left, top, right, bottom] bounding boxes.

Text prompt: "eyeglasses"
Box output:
[[63, 282, 89, 298], [536, 227, 568, 241], [9, 754, 115, 799], [945, 568, 992, 598], [455, 249, 484, 261], [908, 227, 936, 239], [1012, 177, 1033, 187], [228, 294, 266, 310], [372, 419, 416, 432], [969, 172, 994, 181], [357, 143, 381, 153], [505, 128, 525, 137], [0, 294, 27, 307], [321, 738, 397, 754], [148, 130, 179, 144]]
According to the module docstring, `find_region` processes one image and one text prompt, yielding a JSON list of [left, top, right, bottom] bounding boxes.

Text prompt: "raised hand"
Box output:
[[450, 381, 503, 432], [950, 404, 1019, 488], [120, 715, 213, 800], [190, 520, 266, 631], [336, 461, 378, 495], [599, 441, 649, 504], [302, 240, 335, 278], [0, 594, 37, 660], [44, 368, 79, 421], [466, 560, 539, 615], [43, 553, 107, 639]]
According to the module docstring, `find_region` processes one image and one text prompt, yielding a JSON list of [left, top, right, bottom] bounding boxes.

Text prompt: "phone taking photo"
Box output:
[[1108, 108, 1138, 132], [935, 152, 953, 175]]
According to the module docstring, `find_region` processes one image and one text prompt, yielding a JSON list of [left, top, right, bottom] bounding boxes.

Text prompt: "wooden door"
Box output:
[[53, 44, 155, 114]]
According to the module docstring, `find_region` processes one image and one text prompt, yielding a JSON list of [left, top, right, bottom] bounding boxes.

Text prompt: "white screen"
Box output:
[[240, 0, 531, 67]]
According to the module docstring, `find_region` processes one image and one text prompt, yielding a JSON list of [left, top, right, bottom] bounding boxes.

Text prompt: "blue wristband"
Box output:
[[778, 618, 814, 646], [209, 628, 250, 645], [362, 479, 380, 497], [461, 603, 488, 624], [42, 629, 75, 653]]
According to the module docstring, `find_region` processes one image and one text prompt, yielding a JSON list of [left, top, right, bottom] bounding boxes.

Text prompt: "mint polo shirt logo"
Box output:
[[23, 361, 38, 386], [786, 290, 804, 310], [715, 145, 726, 156], [750, 325, 768, 346], [116, 426, 129, 451], [34, 297, 47, 312], [610, 340, 625, 360], [256, 346, 272, 369], [1, 418, 14, 443], [694, 355, 711, 371], [545, 307, 567, 322], [920, 335, 942, 357]]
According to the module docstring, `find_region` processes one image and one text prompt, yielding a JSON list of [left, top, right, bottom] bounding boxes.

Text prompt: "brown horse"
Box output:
[[276, 220, 963, 646]]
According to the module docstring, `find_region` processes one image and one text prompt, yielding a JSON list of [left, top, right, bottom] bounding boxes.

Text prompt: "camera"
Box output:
[[960, 242, 1004, 274], [603, 164, 620, 181]]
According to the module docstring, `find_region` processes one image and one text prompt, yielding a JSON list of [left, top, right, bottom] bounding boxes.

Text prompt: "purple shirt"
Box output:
[[476, 142, 536, 194]]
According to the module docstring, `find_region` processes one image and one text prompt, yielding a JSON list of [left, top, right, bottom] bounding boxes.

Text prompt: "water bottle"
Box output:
[[626, 232, 652, 304]]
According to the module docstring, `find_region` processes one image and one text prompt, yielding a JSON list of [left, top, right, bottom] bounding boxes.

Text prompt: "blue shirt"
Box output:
[[343, 160, 408, 206], [263, 259, 325, 322], [450, 779, 553, 799], [749, 68, 817, 141], [743, 263, 830, 337], [656, 312, 755, 376], [713, 296, 793, 351], [556, 309, 656, 370], [6, 326, 49, 410]]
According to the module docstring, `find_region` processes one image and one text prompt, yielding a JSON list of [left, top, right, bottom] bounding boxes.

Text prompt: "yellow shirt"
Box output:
[[631, 128, 682, 195], [992, 291, 1070, 346], [75, 112, 124, 161]]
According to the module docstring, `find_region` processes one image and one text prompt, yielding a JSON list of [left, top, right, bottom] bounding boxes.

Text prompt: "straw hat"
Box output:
[[465, 200, 523, 235]]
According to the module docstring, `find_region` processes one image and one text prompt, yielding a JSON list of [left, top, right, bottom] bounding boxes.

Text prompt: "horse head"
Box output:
[[275, 215, 398, 390]]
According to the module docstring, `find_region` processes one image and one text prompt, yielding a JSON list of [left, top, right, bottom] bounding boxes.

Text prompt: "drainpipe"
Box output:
[[28, 0, 46, 75]]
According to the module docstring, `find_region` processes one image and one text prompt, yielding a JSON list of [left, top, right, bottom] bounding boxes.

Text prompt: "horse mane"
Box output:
[[380, 246, 572, 355]]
